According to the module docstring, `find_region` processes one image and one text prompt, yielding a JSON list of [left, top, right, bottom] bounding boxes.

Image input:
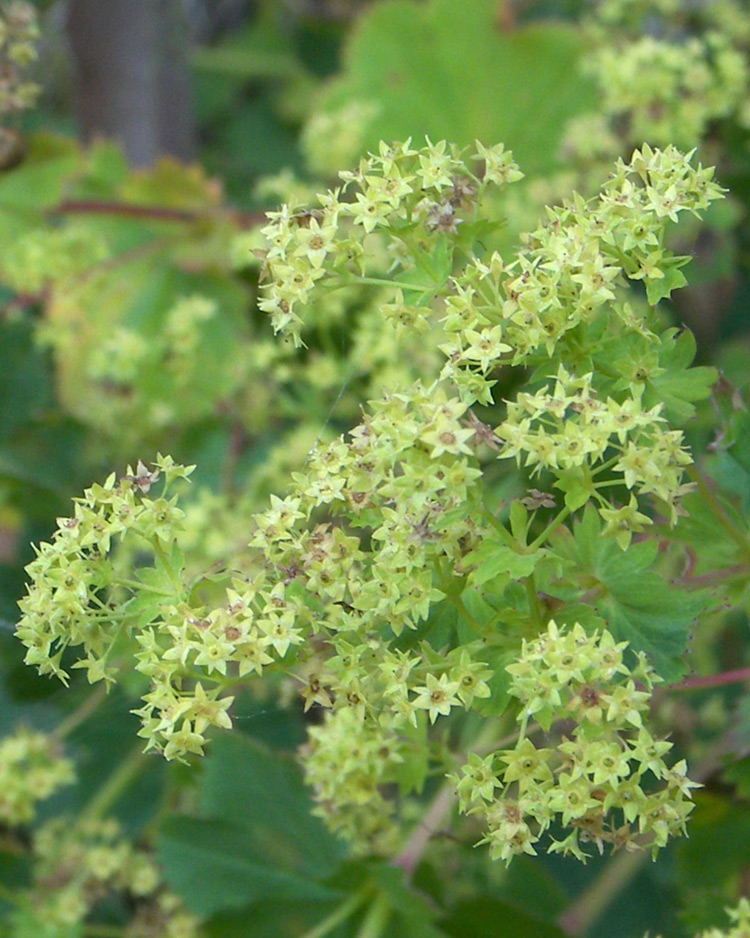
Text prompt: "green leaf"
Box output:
[[413, 234, 453, 286], [158, 817, 341, 917], [0, 318, 52, 442], [644, 329, 718, 425], [159, 735, 347, 915], [0, 133, 80, 215], [677, 794, 750, 933], [440, 896, 568, 938], [467, 540, 544, 586], [202, 898, 351, 938], [723, 755, 750, 797], [133, 566, 174, 595], [509, 500, 529, 541], [190, 6, 311, 83], [304, 0, 596, 177], [725, 411, 750, 477], [198, 734, 346, 875], [547, 508, 709, 681], [368, 863, 447, 938], [49, 258, 250, 444], [553, 466, 596, 512], [645, 266, 687, 305]]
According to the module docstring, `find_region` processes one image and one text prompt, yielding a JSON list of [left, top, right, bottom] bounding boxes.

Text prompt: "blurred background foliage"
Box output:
[[2, 1, 750, 937]]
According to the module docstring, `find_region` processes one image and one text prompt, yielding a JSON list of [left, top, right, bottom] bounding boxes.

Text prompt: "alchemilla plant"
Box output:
[[16, 136, 729, 882]]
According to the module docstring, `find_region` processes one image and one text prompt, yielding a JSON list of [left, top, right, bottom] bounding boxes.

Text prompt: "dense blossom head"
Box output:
[[16, 141, 721, 866], [453, 621, 698, 864]]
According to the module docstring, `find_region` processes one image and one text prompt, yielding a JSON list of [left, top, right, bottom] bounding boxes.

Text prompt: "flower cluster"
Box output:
[[1, 223, 110, 295], [693, 899, 750, 938], [10, 817, 201, 938], [495, 366, 691, 529], [644, 898, 750, 938], [15, 457, 253, 761], [581, 0, 750, 151], [16, 455, 194, 685], [17, 143, 723, 857], [0, 1, 39, 122], [453, 621, 698, 864], [258, 138, 523, 346], [441, 144, 722, 396], [302, 643, 492, 852], [0, 727, 74, 826]]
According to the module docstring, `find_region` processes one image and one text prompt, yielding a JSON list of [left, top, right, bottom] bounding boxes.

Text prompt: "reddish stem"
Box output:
[[52, 199, 267, 229], [671, 668, 750, 691]]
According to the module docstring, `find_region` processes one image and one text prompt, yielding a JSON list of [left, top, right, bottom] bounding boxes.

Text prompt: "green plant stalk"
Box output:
[[528, 505, 571, 551], [393, 718, 502, 878], [113, 577, 175, 597], [557, 850, 647, 935], [300, 888, 372, 938], [481, 504, 516, 543], [326, 275, 434, 293], [152, 538, 185, 593], [525, 573, 544, 630], [54, 684, 108, 740], [436, 561, 486, 635], [356, 893, 392, 938], [79, 743, 150, 824]]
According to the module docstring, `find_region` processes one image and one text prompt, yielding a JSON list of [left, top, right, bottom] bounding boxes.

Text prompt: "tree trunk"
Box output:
[[66, 0, 195, 166]]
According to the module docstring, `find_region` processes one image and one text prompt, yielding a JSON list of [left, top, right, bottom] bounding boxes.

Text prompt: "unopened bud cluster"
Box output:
[[11, 817, 201, 938], [582, 0, 750, 151], [0, 727, 74, 826], [453, 622, 698, 864], [0, 1, 39, 120]]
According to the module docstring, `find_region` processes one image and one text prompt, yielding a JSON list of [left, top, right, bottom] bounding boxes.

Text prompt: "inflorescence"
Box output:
[[452, 621, 698, 864]]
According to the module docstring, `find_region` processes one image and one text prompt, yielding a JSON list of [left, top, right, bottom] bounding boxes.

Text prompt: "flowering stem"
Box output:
[[393, 720, 501, 879], [670, 667, 750, 691], [452, 593, 487, 635], [52, 198, 265, 229], [300, 888, 372, 938], [114, 576, 174, 597], [525, 573, 544, 630], [327, 275, 434, 293], [528, 505, 571, 551], [481, 504, 516, 544], [54, 684, 108, 740], [356, 893, 391, 938], [79, 743, 150, 824], [558, 850, 646, 935], [393, 780, 457, 879], [358, 276, 435, 291], [437, 562, 487, 635]]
